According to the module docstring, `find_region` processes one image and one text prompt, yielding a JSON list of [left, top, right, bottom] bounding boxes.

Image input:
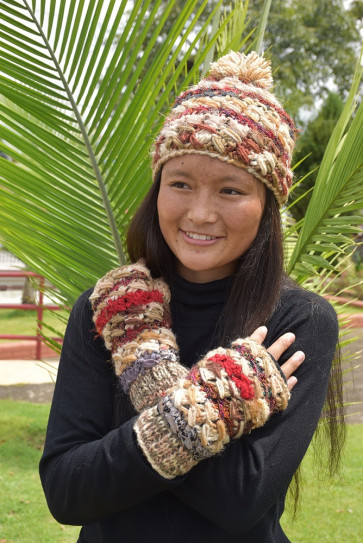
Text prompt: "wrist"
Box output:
[[134, 404, 197, 479]]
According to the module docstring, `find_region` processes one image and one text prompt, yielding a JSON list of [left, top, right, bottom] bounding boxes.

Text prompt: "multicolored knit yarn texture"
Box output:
[[90, 262, 188, 412], [135, 337, 290, 479], [152, 51, 297, 206]]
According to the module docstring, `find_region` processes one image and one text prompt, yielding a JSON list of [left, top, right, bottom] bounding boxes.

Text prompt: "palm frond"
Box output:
[[286, 49, 363, 281], [254, 0, 271, 55], [0, 0, 243, 305]]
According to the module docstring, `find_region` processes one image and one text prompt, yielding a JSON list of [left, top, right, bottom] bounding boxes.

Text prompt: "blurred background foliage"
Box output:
[[125, 0, 362, 117], [0, 0, 362, 312]]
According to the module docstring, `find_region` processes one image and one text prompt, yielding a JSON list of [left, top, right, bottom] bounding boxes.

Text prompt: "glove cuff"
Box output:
[[134, 404, 197, 479], [129, 356, 188, 411]]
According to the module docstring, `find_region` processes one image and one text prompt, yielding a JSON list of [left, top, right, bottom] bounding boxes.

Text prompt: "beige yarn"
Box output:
[[135, 405, 197, 479], [152, 51, 297, 206], [135, 338, 290, 479], [90, 264, 290, 479], [90, 262, 187, 412], [209, 51, 273, 88]]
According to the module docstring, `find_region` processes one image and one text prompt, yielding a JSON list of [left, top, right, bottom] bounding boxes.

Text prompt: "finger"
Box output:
[[287, 376, 298, 391], [249, 326, 268, 344], [268, 332, 295, 361], [280, 350, 305, 380]]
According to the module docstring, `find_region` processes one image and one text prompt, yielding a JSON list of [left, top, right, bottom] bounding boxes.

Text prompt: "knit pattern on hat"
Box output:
[[90, 263, 188, 412], [152, 51, 297, 205], [134, 337, 290, 479]]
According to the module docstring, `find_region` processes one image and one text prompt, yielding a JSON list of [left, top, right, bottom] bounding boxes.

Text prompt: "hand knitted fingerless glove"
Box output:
[[134, 338, 290, 479], [90, 262, 188, 412]]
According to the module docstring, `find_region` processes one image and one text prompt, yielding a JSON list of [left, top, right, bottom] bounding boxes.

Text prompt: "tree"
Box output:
[[0, 0, 249, 305], [247, 0, 362, 118], [350, 0, 363, 27], [1, 1, 362, 510], [0, 0, 362, 309], [286, 55, 363, 282], [118, 1, 362, 119]]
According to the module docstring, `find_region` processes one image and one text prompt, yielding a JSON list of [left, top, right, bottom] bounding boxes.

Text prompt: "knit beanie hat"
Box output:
[[151, 51, 297, 206]]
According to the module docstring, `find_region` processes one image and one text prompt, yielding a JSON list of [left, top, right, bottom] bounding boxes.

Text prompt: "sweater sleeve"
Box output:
[[39, 289, 184, 526], [170, 288, 339, 535]]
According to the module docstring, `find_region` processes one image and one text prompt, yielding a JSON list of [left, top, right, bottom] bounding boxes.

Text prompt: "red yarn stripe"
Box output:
[[207, 353, 255, 400], [202, 107, 285, 158], [174, 85, 296, 130], [96, 289, 164, 332], [155, 105, 288, 164]]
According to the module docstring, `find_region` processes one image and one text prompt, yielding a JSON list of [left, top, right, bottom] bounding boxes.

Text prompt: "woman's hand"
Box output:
[[250, 326, 305, 391]]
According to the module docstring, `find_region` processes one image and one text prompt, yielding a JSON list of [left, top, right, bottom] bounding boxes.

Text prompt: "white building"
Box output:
[[0, 245, 27, 304]]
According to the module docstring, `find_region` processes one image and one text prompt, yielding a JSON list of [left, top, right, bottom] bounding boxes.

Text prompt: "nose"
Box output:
[[187, 193, 218, 224]]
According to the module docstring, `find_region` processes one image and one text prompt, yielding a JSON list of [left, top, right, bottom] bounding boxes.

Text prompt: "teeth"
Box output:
[[185, 231, 216, 240]]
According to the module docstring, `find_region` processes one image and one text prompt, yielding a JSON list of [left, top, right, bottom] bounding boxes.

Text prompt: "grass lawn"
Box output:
[[281, 430, 363, 542], [0, 400, 362, 542], [0, 400, 79, 542], [0, 309, 69, 343]]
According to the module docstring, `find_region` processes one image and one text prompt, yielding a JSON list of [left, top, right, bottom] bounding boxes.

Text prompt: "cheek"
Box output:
[[251, 206, 264, 232], [157, 191, 169, 225], [157, 191, 183, 225], [157, 193, 178, 241], [233, 202, 264, 236]]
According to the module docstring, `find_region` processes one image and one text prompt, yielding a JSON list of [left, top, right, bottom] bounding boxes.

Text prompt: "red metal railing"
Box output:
[[0, 271, 63, 359]]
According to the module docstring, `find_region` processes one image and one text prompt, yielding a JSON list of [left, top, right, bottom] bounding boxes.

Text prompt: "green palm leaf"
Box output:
[[287, 49, 363, 281], [0, 0, 248, 305]]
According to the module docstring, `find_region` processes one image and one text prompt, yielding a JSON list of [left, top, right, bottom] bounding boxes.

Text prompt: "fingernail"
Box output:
[[295, 351, 305, 361], [286, 333, 295, 342], [288, 376, 297, 386]]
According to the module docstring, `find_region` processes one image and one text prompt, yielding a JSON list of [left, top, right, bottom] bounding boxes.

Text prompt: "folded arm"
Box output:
[[39, 289, 185, 525], [40, 284, 337, 534], [171, 291, 338, 534]]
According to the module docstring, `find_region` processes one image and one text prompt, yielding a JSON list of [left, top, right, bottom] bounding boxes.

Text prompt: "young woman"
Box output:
[[40, 51, 344, 542]]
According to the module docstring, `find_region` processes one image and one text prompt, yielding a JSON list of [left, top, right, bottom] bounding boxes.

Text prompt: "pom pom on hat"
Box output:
[[209, 51, 273, 89], [151, 50, 297, 206]]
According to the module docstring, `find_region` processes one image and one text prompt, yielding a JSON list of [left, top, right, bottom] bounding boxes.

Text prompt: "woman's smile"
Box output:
[[157, 154, 266, 283], [182, 230, 220, 243]]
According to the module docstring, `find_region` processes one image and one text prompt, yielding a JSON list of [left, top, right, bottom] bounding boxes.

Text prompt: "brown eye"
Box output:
[[171, 182, 190, 189], [221, 188, 242, 195]]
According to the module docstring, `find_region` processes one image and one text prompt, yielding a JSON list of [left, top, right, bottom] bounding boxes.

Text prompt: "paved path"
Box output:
[[0, 359, 58, 385], [0, 358, 58, 403]]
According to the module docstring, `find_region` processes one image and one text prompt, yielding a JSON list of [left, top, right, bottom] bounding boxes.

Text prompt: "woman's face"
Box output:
[[157, 154, 265, 283]]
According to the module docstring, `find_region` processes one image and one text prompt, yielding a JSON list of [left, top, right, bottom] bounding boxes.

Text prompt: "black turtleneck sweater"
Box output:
[[170, 274, 233, 367], [40, 276, 338, 543]]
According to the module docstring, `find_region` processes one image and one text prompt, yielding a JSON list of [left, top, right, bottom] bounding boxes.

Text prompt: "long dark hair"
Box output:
[[126, 172, 345, 513]]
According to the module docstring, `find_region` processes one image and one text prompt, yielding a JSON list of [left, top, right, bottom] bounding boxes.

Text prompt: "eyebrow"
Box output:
[[164, 168, 254, 186], [219, 175, 248, 183], [164, 169, 191, 177], [165, 170, 244, 182]]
